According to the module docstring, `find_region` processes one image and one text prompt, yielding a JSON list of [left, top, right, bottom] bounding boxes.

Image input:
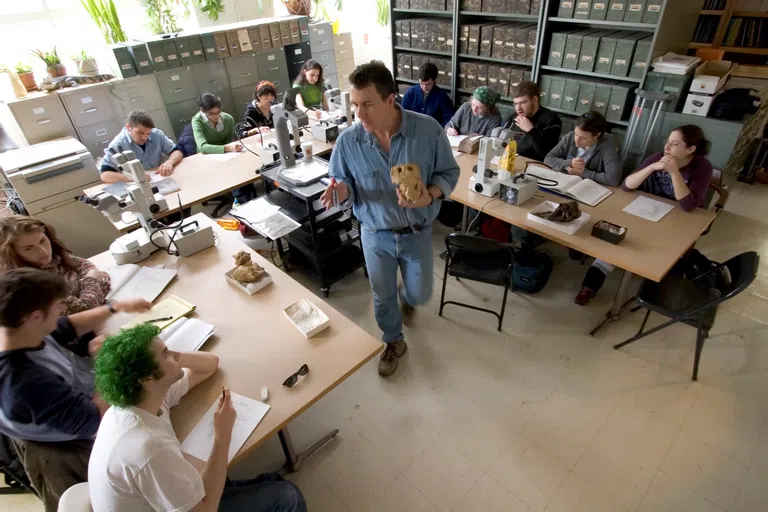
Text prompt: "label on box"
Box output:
[[517, 43, 526, 48], [610, 2, 623, 10], [566, 53, 577, 59], [139, 60, 150, 67], [599, 57, 610, 64], [295, 49, 302, 55], [81, 96, 93, 104], [168, 54, 177, 60], [268, 55, 275, 60], [595, 101, 605, 107], [615, 59, 627, 65], [489, 78, 498, 83], [181, 52, 191, 58], [194, 50, 203, 55], [629, 3, 641, 11], [565, 96, 574, 101], [171, 75, 180, 81], [562, 1, 573, 6], [506, 42, 515, 47], [154, 56, 164, 63], [318, 29, 325, 35], [482, 39, 490, 44], [302, 29, 309, 35], [636, 62, 647, 68], [32, 107, 45, 115], [121, 63, 132, 70], [611, 104, 620, 110], [582, 55, 593, 62], [648, 4, 660, 11], [594, 2, 606, 9], [581, 99, 589, 105], [577, 1, 588, 7], [551, 51, 562, 58], [95, 128, 107, 136], [467, 74, 476, 79], [551, 93, 561, 100]]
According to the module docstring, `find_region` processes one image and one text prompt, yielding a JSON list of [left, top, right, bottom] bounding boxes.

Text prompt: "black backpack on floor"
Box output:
[[510, 248, 554, 294]]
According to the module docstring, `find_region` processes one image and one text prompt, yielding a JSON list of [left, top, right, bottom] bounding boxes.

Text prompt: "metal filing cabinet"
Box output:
[[175, 35, 206, 66], [256, 49, 290, 94], [190, 61, 234, 115], [77, 119, 123, 160], [308, 22, 334, 53], [147, 108, 175, 141], [6, 94, 78, 145], [165, 98, 200, 141], [333, 32, 355, 91], [314, 50, 337, 79], [225, 54, 261, 90], [156, 68, 198, 105], [108, 75, 165, 119], [337, 59, 355, 90], [60, 84, 116, 128], [285, 42, 311, 83], [232, 85, 256, 120]]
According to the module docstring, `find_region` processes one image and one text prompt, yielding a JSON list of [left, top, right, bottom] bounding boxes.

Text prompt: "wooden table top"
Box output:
[[450, 153, 717, 282], [90, 217, 383, 467]]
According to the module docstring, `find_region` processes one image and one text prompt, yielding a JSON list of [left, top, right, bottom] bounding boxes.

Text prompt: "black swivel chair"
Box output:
[[439, 233, 515, 331], [614, 251, 759, 381]]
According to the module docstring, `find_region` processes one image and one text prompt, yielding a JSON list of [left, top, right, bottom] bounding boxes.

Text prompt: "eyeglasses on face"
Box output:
[[663, 139, 684, 148], [282, 364, 309, 388]]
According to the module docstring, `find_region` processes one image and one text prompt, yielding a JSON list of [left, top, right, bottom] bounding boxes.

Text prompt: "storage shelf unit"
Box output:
[[546, 105, 630, 126], [391, 0, 701, 128], [688, 1, 768, 62]]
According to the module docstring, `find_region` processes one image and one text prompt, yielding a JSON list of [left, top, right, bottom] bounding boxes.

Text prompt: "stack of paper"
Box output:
[[122, 295, 196, 330], [652, 53, 700, 75], [230, 197, 301, 240], [231, 197, 281, 224], [158, 317, 215, 352], [622, 196, 675, 222], [181, 392, 270, 463]]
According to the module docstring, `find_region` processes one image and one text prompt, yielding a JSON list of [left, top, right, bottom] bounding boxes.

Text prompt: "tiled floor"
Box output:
[[4, 180, 768, 511]]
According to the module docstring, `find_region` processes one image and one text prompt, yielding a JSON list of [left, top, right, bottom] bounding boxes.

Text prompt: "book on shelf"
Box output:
[[524, 164, 613, 207]]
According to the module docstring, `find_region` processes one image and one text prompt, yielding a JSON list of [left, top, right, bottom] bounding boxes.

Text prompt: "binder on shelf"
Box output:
[[623, 0, 646, 23], [590, 1, 609, 20], [606, 0, 627, 22], [642, 0, 662, 24]]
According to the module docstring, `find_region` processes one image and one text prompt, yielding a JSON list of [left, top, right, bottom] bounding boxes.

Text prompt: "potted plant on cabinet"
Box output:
[[15, 63, 37, 91], [73, 49, 99, 76], [32, 48, 67, 77]]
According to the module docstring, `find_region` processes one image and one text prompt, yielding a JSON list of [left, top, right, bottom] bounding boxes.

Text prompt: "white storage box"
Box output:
[[527, 201, 591, 235], [682, 92, 716, 117], [283, 298, 330, 338], [225, 268, 272, 295], [690, 60, 732, 95]]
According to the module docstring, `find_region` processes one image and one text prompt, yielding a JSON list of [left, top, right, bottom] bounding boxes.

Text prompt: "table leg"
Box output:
[[590, 269, 635, 336], [462, 205, 469, 234], [277, 425, 339, 475]]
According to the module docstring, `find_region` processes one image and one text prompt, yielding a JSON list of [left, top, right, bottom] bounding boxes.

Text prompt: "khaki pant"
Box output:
[[11, 438, 92, 512]]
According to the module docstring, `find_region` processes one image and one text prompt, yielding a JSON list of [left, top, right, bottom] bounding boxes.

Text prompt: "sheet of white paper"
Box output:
[[105, 264, 140, 300], [567, 179, 612, 207], [159, 317, 215, 352], [622, 196, 675, 222], [231, 197, 281, 224], [452, 150, 461, 158], [203, 153, 240, 162], [447, 134, 467, 148], [252, 212, 301, 240], [181, 392, 270, 463], [107, 266, 178, 302]]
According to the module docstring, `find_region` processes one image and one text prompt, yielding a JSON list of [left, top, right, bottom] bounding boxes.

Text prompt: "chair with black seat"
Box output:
[[439, 233, 515, 331], [614, 251, 759, 381]]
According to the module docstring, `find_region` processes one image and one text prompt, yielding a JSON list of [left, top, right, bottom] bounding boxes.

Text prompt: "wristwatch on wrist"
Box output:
[[106, 300, 117, 314]]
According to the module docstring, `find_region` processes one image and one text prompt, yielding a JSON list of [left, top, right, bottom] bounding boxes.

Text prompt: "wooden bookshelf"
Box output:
[[690, 0, 768, 59]]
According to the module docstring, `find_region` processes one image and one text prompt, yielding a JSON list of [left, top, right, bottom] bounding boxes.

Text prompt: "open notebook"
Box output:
[[524, 164, 612, 207], [106, 265, 178, 303], [158, 317, 215, 353], [121, 295, 195, 330]]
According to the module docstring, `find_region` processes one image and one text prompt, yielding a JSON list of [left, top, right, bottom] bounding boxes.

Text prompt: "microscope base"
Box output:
[[110, 230, 167, 265]]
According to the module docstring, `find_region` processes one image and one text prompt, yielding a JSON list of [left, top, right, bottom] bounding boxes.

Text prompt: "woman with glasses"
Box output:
[[191, 93, 242, 154], [575, 125, 713, 306], [544, 111, 621, 186]]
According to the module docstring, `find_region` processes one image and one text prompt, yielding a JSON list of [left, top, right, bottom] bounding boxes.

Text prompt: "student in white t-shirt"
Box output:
[[88, 324, 306, 512]]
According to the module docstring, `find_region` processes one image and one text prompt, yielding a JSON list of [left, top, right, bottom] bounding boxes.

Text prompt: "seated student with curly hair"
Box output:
[[89, 324, 307, 512]]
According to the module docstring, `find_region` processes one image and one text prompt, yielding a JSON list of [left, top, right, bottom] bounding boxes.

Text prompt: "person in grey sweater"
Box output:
[[544, 111, 622, 187], [446, 86, 503, 137]]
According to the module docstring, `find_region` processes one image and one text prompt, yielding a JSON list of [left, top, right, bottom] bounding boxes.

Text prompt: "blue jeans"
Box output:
[[361, 226, 434, 343], [220, 473, 306, 512]]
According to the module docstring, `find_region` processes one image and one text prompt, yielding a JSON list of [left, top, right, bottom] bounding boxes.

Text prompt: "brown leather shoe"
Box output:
[[399, 285, 414, 326], [378, 340, 408, 377], [574, 287, 596, 306]]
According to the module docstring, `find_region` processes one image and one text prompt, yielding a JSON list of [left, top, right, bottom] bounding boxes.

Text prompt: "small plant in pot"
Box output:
[[15, 63, 37, 91], [32, 48, 67, 77], [74, 49, 99, 76]]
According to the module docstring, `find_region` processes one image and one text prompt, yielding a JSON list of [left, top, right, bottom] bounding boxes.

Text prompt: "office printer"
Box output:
[[0, 137, 119, 257]]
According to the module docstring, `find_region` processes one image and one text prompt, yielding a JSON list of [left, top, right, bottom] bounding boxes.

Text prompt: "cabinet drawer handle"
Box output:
[[37, 119, 52, 125], [172, 87, 186, 93], [131, 96, 144, 102], [100, 140, 110, 145], [238, 72, 250, 78], [207, 80, 218, 84], [95, 129, 108, 136], [84, 108, 99, 113]]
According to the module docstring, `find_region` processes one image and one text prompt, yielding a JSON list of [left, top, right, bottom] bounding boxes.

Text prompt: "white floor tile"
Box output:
[[452, 474, 532, 512], [637, 470, 726, 512]]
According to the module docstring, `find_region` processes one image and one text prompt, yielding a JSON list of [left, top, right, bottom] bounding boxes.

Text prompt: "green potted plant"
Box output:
[[14, 63, 37, 91], [73, 49, 99, 76], [32, 48, 67, 77], [81, 0, 128, 44]]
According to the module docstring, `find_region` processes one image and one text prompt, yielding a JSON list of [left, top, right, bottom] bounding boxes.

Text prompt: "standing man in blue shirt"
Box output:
[[400, 62, 455, 127], [100, 110, 183, 184], [320, 61, 460, 377]]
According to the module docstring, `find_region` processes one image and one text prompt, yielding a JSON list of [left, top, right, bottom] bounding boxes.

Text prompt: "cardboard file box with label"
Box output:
[[682, 61, 732, 117]]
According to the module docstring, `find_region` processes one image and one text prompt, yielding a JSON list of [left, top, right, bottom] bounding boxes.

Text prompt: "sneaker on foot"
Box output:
[[399, 285, 415, 326], [574, 287, 596, 306], [378, 340, 408, 377]]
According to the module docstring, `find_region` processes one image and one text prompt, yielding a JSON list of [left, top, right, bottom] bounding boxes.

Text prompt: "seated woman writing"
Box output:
[[238, 80, 277, 138], [575, 125, 714, 306], [0, 216, 110, 315], [544, 111, 622, 187], [293, 60, 329, 119]]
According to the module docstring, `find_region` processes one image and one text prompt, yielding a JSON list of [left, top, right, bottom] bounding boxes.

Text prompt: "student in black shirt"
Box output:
[[503, 81, 562, 161], [238, 81, 277, 139]]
